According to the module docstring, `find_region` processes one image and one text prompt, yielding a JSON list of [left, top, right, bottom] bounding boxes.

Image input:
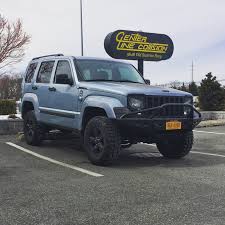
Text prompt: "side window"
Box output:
[[36, 61, 55, 83], [54, 60, 73, 84], [25, 63, 38, 83]]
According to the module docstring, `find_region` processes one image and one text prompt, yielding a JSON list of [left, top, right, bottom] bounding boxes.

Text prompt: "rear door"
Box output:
[[33, 60, 56, 124]]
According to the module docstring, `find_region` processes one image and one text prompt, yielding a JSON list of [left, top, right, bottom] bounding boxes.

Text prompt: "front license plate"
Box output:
[[166, 121, 182, 130]]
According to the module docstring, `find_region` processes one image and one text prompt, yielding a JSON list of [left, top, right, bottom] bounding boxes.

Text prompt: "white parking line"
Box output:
[[191, 151, 225, 158], [142, 143, 225, 158], [6, 142, 104, 177], [194, 130, 225, 135]]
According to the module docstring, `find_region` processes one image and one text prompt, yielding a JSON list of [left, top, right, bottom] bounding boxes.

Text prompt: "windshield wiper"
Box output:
[[119, 80, 143, 84], [85, 79, 114, 82], [84, 79, 143, 84]]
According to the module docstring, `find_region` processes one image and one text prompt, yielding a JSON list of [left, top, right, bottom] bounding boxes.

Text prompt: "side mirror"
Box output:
[[56, 74, 73, 85], [145, 79, 150, 85]]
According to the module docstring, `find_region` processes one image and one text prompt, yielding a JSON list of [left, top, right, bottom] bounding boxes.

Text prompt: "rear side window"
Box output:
[[25, 63, 38, 83], [36, 61, 55, 83]]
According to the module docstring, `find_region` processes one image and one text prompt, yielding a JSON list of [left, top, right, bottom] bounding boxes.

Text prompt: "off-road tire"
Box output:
[[156, 131, 193, 159], [23, 110, 44, 146], [84, 116, 121, 166]]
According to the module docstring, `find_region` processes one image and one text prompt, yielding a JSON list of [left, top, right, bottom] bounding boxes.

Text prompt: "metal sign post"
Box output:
[[138, 59, 144, 76]]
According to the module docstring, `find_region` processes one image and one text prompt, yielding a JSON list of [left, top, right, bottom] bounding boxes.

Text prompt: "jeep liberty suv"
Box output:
[[21, 54, 201, 165]]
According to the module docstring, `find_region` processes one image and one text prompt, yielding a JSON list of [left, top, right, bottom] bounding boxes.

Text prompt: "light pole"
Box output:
[[80, 0, 84, 56]]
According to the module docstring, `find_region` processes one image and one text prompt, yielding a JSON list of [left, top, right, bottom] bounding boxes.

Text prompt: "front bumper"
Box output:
[[114, 103, 201, 137]]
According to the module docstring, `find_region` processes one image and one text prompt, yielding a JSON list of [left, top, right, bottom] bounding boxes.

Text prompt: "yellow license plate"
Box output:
[[166, 121, 182, 130]]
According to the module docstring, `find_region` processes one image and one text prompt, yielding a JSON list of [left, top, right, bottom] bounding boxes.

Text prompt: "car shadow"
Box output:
[[113, 146, 225, 169], [18, 134, 225, 169]]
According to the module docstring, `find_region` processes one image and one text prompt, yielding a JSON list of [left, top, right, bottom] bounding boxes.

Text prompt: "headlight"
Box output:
[[128, 95, 145, 111]]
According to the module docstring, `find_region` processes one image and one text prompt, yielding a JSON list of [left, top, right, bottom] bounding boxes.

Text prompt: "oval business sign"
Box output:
[[104, 30, 174, 61]]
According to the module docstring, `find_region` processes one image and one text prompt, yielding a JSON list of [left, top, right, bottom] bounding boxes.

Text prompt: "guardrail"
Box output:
[[201, 111, 225, 121]]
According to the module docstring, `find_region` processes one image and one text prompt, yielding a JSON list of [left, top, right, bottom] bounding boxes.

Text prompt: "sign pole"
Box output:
[[138, 59, 144, 76], [80, 0, 84, 56]]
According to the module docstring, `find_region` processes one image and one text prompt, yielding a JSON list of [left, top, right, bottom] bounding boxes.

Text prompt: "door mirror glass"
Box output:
[[145, 79, 150, 85]]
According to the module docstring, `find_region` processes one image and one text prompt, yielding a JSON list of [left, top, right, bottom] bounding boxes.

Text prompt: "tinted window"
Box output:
[[25, 63, 37, 83], [36, 61, 54, 83], [54, 60, 72, 84]]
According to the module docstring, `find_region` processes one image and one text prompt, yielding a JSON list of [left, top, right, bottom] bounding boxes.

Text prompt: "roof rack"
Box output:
[[32, 54, 64, 60]]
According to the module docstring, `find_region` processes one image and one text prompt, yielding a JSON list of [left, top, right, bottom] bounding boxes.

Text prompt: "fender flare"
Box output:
[[78, 95, 124, 129], [21, 93, 40, 120]]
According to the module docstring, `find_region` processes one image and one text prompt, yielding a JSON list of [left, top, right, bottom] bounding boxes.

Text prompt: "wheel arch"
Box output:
[[22, 93, 40, 120], [79, 96, 124, 132]]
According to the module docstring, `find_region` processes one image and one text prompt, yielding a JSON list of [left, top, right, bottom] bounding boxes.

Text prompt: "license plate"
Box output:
[[166, 121, 182, 130]]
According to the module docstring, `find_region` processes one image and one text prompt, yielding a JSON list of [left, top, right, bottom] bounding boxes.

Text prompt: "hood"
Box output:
[[78, 81, 191, 96]]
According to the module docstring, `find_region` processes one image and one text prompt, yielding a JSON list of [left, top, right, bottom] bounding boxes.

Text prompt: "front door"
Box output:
[[47, 59, 79, 129]]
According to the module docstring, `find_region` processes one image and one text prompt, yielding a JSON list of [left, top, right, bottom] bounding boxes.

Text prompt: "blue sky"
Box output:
[[1, 0, 225, 84]]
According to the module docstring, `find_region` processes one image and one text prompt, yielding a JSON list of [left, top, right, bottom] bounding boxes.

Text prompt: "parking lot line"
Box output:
[[193, 130, 225, 135], [191, 151, 225, 158], [143, 143, 225, 158], [6, 142, 104, 177]]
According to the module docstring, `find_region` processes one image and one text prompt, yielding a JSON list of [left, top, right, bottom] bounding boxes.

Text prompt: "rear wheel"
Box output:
[[23, 110, 44, 146], [156, 131, 193, 159], [84, 116, 121, 166]]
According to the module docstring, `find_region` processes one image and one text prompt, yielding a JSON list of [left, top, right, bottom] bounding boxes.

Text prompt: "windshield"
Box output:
[[75, 59, 145, 84]]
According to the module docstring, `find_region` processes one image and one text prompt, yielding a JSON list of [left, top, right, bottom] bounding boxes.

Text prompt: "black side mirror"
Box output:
[[145, 79, 150, 85], [56, 74, 73, 85]]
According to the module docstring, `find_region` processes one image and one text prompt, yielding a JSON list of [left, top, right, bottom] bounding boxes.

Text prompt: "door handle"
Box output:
[[48, 87, 56, 92], [32, 86, 38, 90]]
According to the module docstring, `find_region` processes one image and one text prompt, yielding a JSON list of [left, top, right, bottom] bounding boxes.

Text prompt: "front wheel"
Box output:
[[84, 116, 121, 166], [156, 131, 193, 159]]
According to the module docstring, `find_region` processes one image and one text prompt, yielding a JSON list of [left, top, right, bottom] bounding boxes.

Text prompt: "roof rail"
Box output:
[[32, 54, 64, 60]]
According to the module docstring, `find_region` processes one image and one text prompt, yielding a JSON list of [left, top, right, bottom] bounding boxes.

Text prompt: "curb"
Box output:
[[0, 119, 23, 135], [0, 118, 224, 135], [197, 120, 225, 128]]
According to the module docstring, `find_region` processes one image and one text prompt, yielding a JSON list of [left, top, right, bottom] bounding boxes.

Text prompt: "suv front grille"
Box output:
[[145, 96, 185, 118]]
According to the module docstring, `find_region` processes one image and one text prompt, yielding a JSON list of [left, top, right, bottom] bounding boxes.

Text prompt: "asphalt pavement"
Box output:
[[0, 126, 225, 225]]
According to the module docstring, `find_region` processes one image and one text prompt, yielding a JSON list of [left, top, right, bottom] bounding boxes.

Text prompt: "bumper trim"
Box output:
[[120, 103, 201, 120]]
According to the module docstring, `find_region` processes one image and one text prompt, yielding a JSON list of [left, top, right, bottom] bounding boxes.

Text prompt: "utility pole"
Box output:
[[80, 0, 84, 56], [191, 60, 194, 82]]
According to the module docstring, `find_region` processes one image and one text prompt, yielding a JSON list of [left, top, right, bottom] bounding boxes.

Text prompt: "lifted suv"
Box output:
[[21, 54, 201, 165]]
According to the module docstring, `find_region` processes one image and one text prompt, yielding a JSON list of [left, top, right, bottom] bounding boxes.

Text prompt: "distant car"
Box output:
[[21, 54, 201, 165]]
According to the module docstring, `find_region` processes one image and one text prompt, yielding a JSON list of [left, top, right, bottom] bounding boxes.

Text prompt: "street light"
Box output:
[[80, 0, 84, 56]]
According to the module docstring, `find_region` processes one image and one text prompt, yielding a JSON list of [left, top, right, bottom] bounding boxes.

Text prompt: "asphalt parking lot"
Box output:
[[0, 126, 225, 225]]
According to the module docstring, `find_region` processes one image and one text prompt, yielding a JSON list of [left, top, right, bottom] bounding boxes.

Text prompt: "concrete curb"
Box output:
[[0, 118, 225, 135], [201, 111, 225, 121], [197, 119, 225, 128], [0, 119, 23, 135]]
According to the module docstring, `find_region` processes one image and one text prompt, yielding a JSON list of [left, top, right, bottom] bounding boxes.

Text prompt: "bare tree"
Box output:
[[0, 14, 30, 73]]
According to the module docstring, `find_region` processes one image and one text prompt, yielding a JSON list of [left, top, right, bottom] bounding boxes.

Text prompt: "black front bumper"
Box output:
[[114, 103, 201, 137]]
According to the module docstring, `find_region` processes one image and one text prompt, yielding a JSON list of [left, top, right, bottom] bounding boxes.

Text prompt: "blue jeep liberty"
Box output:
[[21, 54, 201, 165]]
